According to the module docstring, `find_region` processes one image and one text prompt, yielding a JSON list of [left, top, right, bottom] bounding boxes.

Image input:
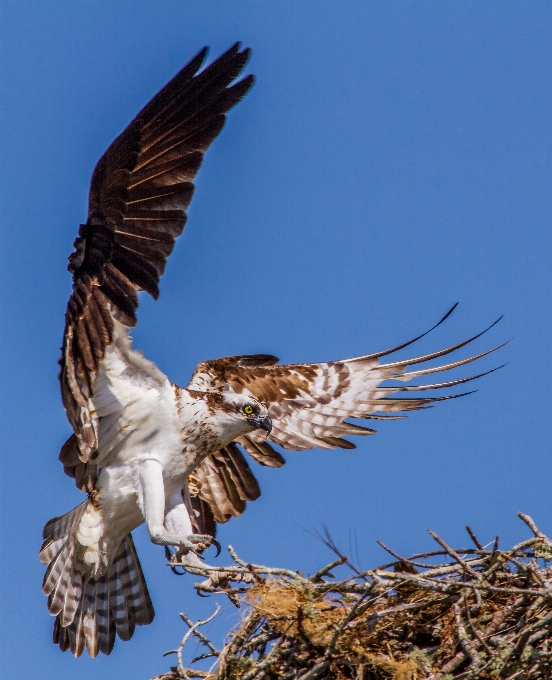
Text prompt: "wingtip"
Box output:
[[191, 45, 209, 68], [350, 302, 462, 363], [479, 314, 504, 336], [440, 302, 459, 324], [240, 73, 256, 89], [225, 41, 249, 57], [229, 41, 251, 54]]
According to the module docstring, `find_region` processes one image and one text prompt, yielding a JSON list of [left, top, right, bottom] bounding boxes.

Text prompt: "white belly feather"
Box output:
[[72, 323, 251, 572], [77, 325, 202, 558]]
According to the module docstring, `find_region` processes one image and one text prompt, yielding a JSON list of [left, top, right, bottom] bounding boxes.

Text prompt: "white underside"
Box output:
[[76, 322, 252, 573]]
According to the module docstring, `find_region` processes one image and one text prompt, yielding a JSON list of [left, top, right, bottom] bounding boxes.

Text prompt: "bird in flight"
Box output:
[[40, 43, 504, 658]]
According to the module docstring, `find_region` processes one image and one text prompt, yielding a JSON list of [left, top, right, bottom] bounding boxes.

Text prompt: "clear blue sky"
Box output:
[[1, 2, 551, 678]]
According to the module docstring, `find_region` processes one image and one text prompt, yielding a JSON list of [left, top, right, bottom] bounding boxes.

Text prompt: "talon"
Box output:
[[188, 533, 219, 556], [165, 545, 187, 574], [188, 534, 209, 545]]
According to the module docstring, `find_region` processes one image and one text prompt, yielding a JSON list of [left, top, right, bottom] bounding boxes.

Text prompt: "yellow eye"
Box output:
[[243, 404, 254, 415]]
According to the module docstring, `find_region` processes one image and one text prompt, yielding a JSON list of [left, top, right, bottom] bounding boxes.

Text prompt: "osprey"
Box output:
[[41, 44, 504, 658]]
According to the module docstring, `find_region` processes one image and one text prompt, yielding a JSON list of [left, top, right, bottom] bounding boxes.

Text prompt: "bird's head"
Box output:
[[199, 391, 272, 447]]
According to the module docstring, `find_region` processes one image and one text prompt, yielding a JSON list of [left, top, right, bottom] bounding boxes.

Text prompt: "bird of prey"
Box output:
[[40, 44, 504, 658]]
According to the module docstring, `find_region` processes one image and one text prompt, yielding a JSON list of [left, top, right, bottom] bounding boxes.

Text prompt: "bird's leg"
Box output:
[[137, 458, 213, 556], [165, 488, 209, 567], [179, 482, 221, 556]]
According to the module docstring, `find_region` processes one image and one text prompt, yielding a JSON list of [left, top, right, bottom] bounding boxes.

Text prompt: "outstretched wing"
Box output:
[[59, 44, 254, 459], [187, 309, 506, 530]]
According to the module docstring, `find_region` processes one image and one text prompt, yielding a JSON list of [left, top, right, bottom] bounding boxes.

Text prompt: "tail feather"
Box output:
[[123, 535, 154, 626], [110, 541, 135, 640], [94, 579, 115, 654], [44, 544, 82, 619], [40, 500, 89, 567], [43, 544, 71, 597], [60, 565, 81, 627], [82, 586, 99, 658], [70, 584, 93, 657], [42, 505, 154, 657], [42, 500, 88, 543], [94, 569, 116, 656], [40, 537, 65, 566], [53, 617, 70, 652]]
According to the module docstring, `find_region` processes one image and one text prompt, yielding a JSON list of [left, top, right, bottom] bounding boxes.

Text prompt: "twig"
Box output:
[[453, 601, 482, 667], [163, 605, 220, 680], [428, 529, 482, 579], [466, 525, 484, 550], [179, 612, 220, 658], [297, 660, 330, 680], [326, 591, 369, 657], [518, 513, 547, 540], [352, 595, 459, 629], [311, 557, 346, 582]]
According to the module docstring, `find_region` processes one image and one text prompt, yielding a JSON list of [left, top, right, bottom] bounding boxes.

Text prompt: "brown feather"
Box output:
[[126, 180, 197, 210], [129, 149, 203, 186], [82, 309, 104, 363], [47, 531, 153, 657], [60, 46, 254, 453], [114, 232, 175, 264], [90, 286, 113, 344], [190, 496, 217, 537], [74, 317, 95, 374], [213, 444, 261, 501], [236, 435, 286, 467], [110, 246, 160, 298], [214, 463, 246, 516], [188, 315, 503, 462]]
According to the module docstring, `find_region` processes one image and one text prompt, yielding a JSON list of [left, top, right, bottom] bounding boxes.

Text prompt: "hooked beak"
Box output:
[[250, 415, 272, 435]]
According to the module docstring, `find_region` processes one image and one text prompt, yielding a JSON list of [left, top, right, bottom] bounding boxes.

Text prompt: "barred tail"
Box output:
[[40, 502, 154, 657]]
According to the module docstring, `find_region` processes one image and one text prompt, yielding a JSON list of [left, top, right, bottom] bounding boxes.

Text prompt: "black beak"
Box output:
[[261, 415, 272, 435], [254, 415, 272, 435]]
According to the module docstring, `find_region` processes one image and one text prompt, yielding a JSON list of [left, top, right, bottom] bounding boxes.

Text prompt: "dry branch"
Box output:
[[153, 514, 552, 680]]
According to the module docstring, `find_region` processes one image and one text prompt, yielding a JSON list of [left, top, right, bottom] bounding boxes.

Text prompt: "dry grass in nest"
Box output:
[[154, 513, 551, 680]]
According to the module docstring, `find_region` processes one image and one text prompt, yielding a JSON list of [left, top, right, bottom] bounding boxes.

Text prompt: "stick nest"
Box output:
[[153, 513, 551, 680]]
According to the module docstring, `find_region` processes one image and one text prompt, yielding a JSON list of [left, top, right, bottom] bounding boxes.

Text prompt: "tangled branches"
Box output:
[[153, 513, 551, 680]]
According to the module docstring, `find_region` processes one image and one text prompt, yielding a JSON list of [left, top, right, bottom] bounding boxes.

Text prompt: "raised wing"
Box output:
[[59, 44, 254, 459], [186, 309, 506, 530]]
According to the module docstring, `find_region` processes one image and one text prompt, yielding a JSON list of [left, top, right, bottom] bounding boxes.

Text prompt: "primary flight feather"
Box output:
[[41, 44, 504, 657]]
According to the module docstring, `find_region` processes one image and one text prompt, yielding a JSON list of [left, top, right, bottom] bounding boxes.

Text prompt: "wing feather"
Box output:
[[187, 313, 505, 456], [184, 314, 505, 536], [60, 45, 254, 459], [191, 444, 261, 525], [236, 435, 286, 467]]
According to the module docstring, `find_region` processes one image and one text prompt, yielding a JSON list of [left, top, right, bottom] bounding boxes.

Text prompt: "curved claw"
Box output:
[[197, 588, 211, 597], [171, 564, 187, 576], [188, 533, 220, 557], [210, 537, 221, 558]]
